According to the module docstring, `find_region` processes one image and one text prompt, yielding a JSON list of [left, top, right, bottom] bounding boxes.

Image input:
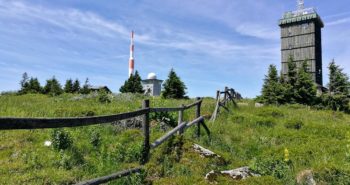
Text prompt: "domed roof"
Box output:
[[147, 73, 157, 80]]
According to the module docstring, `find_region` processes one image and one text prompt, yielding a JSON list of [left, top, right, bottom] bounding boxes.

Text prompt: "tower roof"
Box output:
[[279, 1, 324, 27], [279, 10, 324, 27]]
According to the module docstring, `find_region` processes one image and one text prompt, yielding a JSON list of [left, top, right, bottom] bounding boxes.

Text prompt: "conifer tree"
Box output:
[[28, 77, 42, 93], [294, 61, 317, 105], [261, 65, 284, 105], [72, 79, 81, 93], [119, 71, 144, 94], [80, 78, 91, 94], [162, 68, 187, 99], [284, 55, 298, 103], [44, 76, 63, 96], [64, 79, 74, 93], [323, 61, 350, 112]]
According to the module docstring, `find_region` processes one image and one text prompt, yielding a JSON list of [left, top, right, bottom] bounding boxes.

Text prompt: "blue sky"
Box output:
[[0, 0, 349, 98]]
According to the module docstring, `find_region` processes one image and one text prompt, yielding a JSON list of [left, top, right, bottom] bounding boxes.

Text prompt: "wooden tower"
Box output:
[[279, 0, 324, 85]]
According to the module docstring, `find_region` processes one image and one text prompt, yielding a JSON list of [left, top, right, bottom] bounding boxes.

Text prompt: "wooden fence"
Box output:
[[0, 97, 209, 185], [210, 87, 242, 121]]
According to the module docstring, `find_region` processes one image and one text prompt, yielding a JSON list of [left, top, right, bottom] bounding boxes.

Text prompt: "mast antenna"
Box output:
[[297, 0, 304, 11]]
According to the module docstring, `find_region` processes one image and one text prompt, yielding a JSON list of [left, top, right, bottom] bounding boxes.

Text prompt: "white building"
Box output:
[[142, 73, 163, 96]]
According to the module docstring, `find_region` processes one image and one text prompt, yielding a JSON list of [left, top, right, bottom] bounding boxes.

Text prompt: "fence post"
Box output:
[[224, 86, 228, 105], [216, 90, 220, 102], [141, 99, 150, 165], [195, 97, 201, 137], [178, 104, 184, 135]]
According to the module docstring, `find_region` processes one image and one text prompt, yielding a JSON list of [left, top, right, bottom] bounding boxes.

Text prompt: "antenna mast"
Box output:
[[297, 0, 304, 11]]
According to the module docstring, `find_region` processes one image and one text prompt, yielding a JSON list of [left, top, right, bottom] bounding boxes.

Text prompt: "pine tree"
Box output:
[[261, 65, 284, 105], [323, 61, 350, 112], [72, 79, 81, 93], [28, 77, 42, 93], [284, 55, 298, 103], [64, 79, 74, 93], [19, 72, 30, 94], [133, 71, 144, 94], [119, 74, 134, 93], [294, 61, 317, 105], [80, 78, 91, 94], [162, 68, 187, 99], [119, 71, 144, 94], [44, 76, 63, 96]]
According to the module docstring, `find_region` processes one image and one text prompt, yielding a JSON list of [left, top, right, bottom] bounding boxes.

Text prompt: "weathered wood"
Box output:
[[185, 116, 204, 129], [151, 99, 202, 113], [223, 87, 228, 106], [185, 99, 202, 109], [76, 167, 142, 185], [151, 121, 188, 149], [195, 97, 201, 137], [141, 100, 150, 165], [151, 107, 184, 112], [210, 98, 220, 121], [0, 108, 150, 130], [200, 121, 211, 138], [178, 104, 184, 135]]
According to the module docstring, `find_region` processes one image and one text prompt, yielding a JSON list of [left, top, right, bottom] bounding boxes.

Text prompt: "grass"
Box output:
[[1, 93, 350, 184]]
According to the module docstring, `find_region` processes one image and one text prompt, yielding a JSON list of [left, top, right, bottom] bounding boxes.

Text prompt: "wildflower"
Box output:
[[44, 140, 52, 146], [284, 148, 289, 162]]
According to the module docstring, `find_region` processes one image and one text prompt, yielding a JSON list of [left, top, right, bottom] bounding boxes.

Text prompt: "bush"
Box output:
[[58, 149, 85, 170], [90, 130, 101, 148], [150, 112, 177, 128], [250, 157, 293, 180], [98, 89, 112, 103], [255, 117, 276, 127], [51, 129, 72, 150], [284, 119, 304, 130], [314, 167, 350, 184], [257, 108, 284, 118]]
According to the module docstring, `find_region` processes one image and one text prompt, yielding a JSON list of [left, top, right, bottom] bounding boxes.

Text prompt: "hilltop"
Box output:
[[0, 93, 350, 184]]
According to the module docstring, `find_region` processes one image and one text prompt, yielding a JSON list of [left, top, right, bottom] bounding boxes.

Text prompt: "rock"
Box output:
[[255, 103, 264, 107], [296, 170, 316, 185], [205, 170, 219, 182], [113, 116, 143, 129], [205, 167, 260, 182], [221, 167, 260, 180], [193, 144, 221, 158]]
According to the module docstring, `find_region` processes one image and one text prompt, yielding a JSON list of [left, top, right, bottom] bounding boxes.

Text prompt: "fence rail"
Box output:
[[0, 97, 208, 185]]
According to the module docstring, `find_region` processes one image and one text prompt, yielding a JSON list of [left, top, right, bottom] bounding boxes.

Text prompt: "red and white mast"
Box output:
[[128, 31, 135, 77]]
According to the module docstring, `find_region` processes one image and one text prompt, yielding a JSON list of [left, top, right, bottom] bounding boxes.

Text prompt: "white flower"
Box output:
[[44, 141, 52, 146]]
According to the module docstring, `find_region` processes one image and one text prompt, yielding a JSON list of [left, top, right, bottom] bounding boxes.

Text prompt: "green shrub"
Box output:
[[284, 119, 304, 130], [90, 130, 101, 148], [58, 149, 85, 170], [51, 129, 72, 151], [250, 157, 293, 180], [150, 112, 177, 127], [257, 108, 284, 118], [314, 167, 350, 184], [255, 117, 276, 127], [98, 89, 112, 103]]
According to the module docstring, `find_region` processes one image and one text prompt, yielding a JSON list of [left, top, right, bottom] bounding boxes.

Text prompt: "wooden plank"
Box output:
[[0, 108, 150, 130], [185, 116, 204, 129], [151, 99, 202, 113], [151, 107, 183, 112], [150, 121, 188, 149], [141, 100, 150, 165], [76, 167, 142, 185], [195, 97, 201, 137], [184, 99, 202, 110]]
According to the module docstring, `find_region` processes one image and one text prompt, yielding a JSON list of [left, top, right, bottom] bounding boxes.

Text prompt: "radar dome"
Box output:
[[147, 73, 157, 80]]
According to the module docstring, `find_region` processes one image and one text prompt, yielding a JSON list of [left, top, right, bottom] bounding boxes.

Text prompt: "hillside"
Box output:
[[1, 94, 350, 184]]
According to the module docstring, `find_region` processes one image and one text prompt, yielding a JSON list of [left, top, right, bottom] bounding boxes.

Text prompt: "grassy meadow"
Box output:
[[0, 93, 350, 184]]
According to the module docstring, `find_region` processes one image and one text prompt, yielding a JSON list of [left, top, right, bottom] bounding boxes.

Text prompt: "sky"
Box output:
[[0, 0, 349, 98]]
